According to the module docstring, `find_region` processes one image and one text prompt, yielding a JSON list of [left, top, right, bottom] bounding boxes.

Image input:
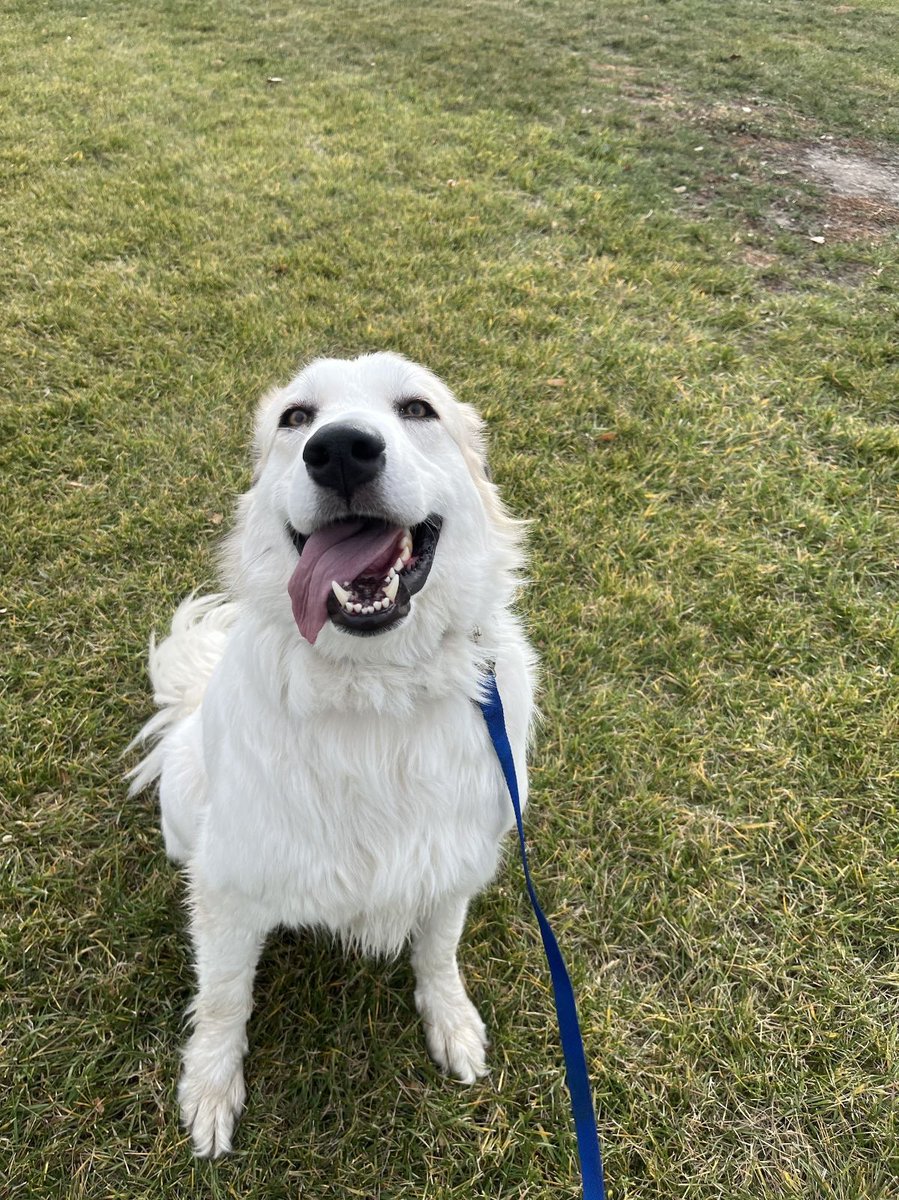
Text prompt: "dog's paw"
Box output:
[[178, 1052, 246, 1159], [419, 993, 489, 1084]]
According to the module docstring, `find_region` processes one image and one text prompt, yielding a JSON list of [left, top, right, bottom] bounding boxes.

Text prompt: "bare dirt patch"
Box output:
[[822, 193, 899, 241], [767, 143, 899, 242], [802, 148, 899, 205], [594, 68, 899, 248], [716, 131, 899, 244]]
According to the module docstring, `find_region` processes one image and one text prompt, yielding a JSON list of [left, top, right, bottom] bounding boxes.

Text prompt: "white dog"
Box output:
[[129, 352, 536, 1158]]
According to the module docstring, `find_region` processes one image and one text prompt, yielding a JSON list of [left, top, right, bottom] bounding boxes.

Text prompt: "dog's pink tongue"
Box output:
[[288, 520, 403, 644]]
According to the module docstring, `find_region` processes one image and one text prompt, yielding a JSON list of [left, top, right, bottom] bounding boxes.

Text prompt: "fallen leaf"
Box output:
[[809, 235, 826, 244], [545, 378, 566, 388], [673, 185, 687, 193], [597, 431, 617, 442], [266, 76, 283, 84], [743, 248, 778, 268]]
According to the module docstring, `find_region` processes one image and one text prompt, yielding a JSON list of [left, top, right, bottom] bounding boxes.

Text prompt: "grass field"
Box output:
[[2, 1, 899, 1196]]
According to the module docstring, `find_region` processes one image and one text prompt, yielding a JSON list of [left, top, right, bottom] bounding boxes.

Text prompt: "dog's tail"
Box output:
[[126, 592, 238, 796]]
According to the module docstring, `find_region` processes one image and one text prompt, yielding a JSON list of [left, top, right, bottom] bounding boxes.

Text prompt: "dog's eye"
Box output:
[[280, 405, 315, 429], [398, 398, 437, 420]]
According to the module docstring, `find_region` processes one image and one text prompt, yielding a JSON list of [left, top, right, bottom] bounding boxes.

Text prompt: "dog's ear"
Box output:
[[456, 401, 492, 484], [248, 386, 287, 486], [413, 367, 494, 493], [420, 368, 518, 537], [453, 400, 522, 537]]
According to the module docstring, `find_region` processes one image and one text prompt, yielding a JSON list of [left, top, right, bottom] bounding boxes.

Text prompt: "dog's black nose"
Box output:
[[302, 423, 386, 500]]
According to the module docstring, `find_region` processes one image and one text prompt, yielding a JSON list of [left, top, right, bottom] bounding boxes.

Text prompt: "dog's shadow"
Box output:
[[245, 927, 431, 1127]]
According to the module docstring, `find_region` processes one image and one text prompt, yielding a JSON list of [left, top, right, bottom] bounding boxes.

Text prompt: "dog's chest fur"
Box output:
[[195, 623, 513, 955]]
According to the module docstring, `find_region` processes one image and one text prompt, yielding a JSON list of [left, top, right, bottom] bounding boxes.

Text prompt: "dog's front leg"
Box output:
[[178, 882, 266, 1158], [411, 896, 488, 1084]]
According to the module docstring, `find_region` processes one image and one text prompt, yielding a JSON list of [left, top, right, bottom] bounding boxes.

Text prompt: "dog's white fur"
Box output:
[[129, 352, 536, 1158]]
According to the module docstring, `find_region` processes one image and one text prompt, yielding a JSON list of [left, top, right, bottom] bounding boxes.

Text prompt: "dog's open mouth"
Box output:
[[286, 516, 442, 643]]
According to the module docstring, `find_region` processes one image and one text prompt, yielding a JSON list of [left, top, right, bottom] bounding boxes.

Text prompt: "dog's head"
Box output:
[[227, 353, 523, 660]]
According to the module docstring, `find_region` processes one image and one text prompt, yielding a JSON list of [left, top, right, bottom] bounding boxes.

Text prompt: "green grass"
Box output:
[[3, 1, 899, 1196]]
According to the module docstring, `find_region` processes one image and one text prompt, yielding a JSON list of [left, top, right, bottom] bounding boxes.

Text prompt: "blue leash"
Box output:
[[478, 669, 607, 1200]]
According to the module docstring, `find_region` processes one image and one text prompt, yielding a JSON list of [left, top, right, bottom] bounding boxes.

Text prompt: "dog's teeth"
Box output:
[[384, 574, 399, 603], [331, 580, 351, 607], [362, 605, 374, 614], [393, 557, 405, 572], [352, 603, 363, 613]]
